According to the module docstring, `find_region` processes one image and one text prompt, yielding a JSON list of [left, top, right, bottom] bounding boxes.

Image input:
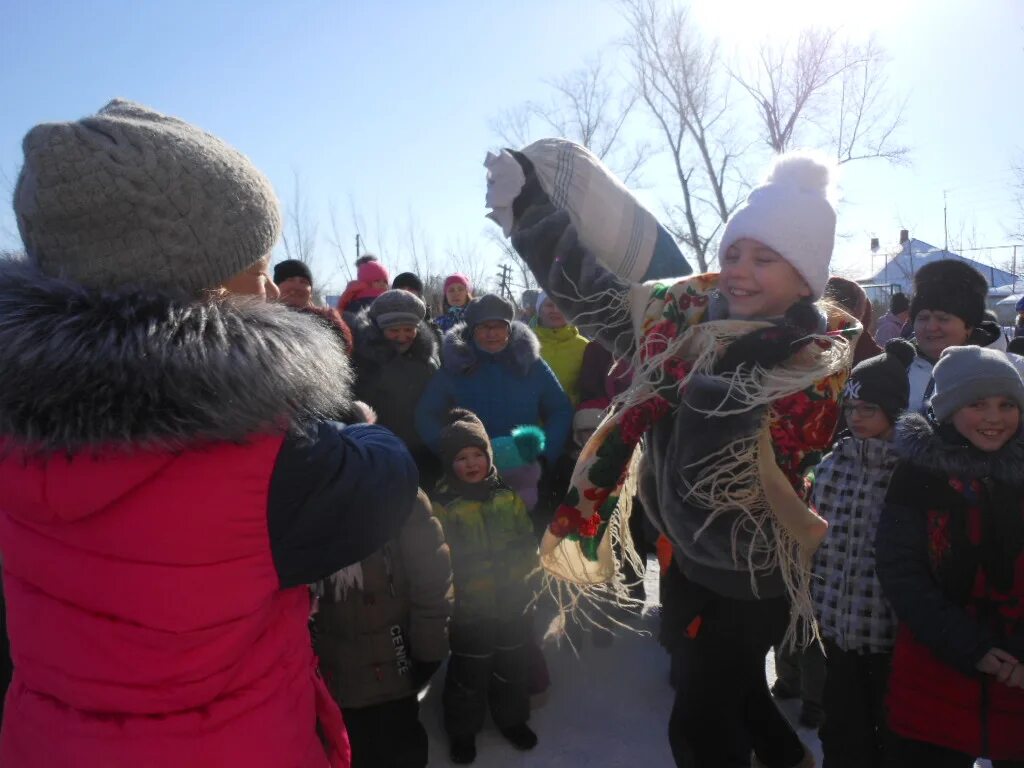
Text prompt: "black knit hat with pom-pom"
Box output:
[[843, 338, 916, 420]]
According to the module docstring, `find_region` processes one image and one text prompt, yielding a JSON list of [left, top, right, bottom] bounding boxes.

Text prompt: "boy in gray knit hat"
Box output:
[[929, 346, 1024, 428]]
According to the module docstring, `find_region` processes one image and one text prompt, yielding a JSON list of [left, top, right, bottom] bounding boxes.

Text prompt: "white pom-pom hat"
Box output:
[[718, 151, 837, 298]]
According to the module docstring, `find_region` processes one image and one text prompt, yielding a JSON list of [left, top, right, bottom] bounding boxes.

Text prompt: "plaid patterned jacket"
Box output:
[[811, 434, 900, 653]]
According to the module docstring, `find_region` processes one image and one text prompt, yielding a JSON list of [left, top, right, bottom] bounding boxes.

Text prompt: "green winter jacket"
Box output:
[[432, 475, 538, 624], [534, 323, 589, 406], [313, 490, 452, 709]]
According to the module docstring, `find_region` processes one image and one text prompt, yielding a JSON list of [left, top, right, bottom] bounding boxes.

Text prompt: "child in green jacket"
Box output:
[[432, 409, 540, 764]]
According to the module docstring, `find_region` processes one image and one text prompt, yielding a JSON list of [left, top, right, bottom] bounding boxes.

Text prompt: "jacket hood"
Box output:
[[350, 309, 439, 367], [441, 320, 541, 376], [893, 411, 1024, 485], [0, 257, 353, 455]]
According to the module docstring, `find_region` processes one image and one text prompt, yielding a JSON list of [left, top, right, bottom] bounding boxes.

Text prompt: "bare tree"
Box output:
[[491, 56, 652, 186], [281, 169, 318, 265], [1010, 157, 1024, 242], [620, 0, 744, 271], [732, 29, 909, 165]]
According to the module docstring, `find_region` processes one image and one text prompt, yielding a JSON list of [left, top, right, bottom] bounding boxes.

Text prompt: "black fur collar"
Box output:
[[349, 309, 439, 367], [893, 412, 1024, 485], [441, 320, 541, 376], [0, 258, 353, 454]]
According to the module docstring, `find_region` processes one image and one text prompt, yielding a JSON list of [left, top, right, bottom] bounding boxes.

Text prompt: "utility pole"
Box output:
[[496, 264, 513, 303], [355, 234, 362, 260]]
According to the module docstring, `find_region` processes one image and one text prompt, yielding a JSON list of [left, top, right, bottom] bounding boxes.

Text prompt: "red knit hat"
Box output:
[[357, 260, 390, 285], [444, 273, 471, 293]]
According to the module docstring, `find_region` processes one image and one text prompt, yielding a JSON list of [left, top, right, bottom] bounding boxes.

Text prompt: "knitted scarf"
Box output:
[[538, 273, 860, 643]]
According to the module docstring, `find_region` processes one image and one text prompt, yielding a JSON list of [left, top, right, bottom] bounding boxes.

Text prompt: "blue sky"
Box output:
[[3, 0, 1023, 292]]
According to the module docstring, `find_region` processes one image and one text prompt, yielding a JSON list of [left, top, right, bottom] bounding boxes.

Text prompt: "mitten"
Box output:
[[714, 300, 820, 374]]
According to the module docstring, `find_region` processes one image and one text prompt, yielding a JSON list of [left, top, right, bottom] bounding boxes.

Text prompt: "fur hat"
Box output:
[[439, 408, 492, 471], [844, 338, 916, 420], [930, 345, 1024, 422], [273, 259, 313, 287], [718, 151, 837, 298], [910, 259, 988, 328], [368, 289, 426, 330], [463, 294, 515, 328], [14, 99, 281, 294]]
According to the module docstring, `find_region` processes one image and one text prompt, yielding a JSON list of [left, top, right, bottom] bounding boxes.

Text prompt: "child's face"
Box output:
[[539, 299, 567, 329], [278, 276, 312, 308], [446, 283, 469, 307], [383, 324, 418, 352], [370, 279, 390, 292], [913, 309, 971, 361], [720, 239, 811, 319], [951, 396, 1021, 452], [842, 399, 892, 440], [452, 446, 489, 483]]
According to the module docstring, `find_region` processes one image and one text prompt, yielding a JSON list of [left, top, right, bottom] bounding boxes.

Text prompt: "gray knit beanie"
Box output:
[[13, 99, 281, 294], [930, 346, 1024, 422], [463, 294, 515, 328], [368, 289, 426, 329]]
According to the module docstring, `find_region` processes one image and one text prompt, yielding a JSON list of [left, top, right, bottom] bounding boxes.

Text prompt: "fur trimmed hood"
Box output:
[[0, 257, 353, 454], [350, 309, 439, 368], [441, 320, 541, 377], [893, 412, 1024, 485]]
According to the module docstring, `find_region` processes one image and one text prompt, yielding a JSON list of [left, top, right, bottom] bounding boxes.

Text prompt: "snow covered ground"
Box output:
[[419, 558, 990, 767]]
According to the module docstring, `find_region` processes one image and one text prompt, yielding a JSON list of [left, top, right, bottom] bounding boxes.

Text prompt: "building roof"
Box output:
[[856, 238, 1016, 291]]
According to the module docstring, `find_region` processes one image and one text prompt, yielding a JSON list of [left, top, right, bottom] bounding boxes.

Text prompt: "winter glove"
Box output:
[[411, 659, 441, 691], [713, 299, 821, 375]]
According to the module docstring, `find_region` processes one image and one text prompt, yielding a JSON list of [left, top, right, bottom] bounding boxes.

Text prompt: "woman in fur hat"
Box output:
[[906, 259, 990, 413], [0, 101, 419, 768]]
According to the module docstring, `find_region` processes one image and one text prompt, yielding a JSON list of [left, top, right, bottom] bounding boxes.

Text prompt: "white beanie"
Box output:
[[718, 151, 836, 298]]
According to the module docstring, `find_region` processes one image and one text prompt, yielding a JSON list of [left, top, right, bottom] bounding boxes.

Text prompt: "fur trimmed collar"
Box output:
[[893, 412, 1024, 485], [441, 320, 541, 376], [0, 258, 353, 454], [349, 309, 439, 367]]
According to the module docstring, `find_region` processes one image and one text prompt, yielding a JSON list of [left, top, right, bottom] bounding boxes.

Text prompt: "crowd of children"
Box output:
[[0, 100, 1022, 768]]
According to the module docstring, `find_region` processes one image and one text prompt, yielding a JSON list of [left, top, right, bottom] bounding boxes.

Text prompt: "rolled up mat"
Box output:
[[485, 138, 692, 283]]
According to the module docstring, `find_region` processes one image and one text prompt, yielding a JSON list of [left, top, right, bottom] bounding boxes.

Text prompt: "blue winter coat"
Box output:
[[416, 321, 572, 463]]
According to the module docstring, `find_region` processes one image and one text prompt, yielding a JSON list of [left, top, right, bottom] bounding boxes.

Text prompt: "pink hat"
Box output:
[[357, 260, 390, 285], [444, 273, 471, 292]]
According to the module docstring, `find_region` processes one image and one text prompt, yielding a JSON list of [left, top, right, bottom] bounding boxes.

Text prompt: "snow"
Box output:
[[418, 557, 992, 767]]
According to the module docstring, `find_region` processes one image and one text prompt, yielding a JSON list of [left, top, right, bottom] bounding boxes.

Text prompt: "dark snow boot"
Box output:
[[499, 723, 538, 751], [449, 736, 476, 764]]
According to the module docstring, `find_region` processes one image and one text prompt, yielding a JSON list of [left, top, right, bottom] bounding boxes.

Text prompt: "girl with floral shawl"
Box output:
[[489, 145, 860, 768]]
